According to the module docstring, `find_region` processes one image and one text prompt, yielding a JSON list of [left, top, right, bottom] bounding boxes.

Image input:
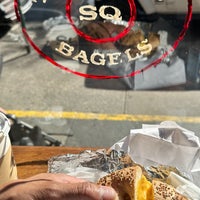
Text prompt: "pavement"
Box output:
[[0, 6, 200, 148]]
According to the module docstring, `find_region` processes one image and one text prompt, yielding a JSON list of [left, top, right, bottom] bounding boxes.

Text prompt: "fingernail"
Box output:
[[98, 186, 119, 200]]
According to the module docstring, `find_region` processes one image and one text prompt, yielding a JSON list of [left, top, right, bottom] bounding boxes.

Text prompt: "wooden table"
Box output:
[[12, 146, 98, 179]]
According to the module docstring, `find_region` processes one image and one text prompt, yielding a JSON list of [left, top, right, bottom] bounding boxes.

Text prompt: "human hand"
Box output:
[[0, 173, 118, 200]]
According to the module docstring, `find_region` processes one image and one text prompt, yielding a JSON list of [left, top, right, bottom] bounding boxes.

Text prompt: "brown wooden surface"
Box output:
[[12, 146, 98, 179]]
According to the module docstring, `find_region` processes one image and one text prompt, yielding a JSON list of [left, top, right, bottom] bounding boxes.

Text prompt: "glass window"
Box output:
[[0, 0, 199, 148]]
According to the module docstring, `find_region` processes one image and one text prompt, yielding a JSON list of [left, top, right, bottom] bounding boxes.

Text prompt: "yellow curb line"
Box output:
[[7, 110, 200, 123]]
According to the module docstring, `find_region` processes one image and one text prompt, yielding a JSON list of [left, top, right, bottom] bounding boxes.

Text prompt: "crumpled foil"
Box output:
[[48, 149, 134, 182]]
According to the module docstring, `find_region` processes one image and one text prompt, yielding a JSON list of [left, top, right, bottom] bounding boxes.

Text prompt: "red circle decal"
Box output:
[[14, 0, 193, 79]]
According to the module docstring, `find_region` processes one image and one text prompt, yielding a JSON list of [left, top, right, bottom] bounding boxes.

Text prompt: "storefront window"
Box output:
[[0, 0, 199, 147]]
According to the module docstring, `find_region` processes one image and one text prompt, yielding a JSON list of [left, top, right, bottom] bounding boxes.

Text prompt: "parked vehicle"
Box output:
[[137, 0, 200, 15]]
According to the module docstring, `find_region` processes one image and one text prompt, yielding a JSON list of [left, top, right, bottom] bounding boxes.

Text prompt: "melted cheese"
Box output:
[[137, 175, 153, 200]]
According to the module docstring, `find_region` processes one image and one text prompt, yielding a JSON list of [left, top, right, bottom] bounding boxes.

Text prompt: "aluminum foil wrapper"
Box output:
[[48, 149, 134, 182]]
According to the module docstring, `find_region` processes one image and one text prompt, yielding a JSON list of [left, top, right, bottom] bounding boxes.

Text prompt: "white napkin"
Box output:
[[110, 121, 200, 187]]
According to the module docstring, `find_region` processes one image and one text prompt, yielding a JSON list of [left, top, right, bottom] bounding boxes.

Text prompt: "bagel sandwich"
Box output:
[[97, 166, 188, 200]]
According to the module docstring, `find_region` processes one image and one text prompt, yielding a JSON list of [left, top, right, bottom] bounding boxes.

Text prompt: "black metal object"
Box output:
[[0, 9, 12, 39], [6, 114, 62, 146]]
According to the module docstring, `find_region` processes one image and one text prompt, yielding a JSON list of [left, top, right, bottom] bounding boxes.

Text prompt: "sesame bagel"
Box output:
[[152, 180, 188, 200], [97, 166, 188, 200], [97, 166, 143, 200]]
